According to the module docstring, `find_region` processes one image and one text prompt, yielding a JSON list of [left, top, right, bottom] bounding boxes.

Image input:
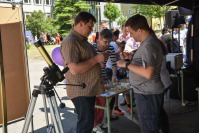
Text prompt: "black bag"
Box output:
[[117, 68, 127, 79]]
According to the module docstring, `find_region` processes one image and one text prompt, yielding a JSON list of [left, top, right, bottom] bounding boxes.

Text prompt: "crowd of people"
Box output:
[[60, 11, 174, 133], [159, 24, 188, 62], [38, 32, 63, 45]]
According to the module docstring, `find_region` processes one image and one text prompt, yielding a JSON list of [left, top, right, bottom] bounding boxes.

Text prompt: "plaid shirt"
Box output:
[[61, 29, 104, 99]]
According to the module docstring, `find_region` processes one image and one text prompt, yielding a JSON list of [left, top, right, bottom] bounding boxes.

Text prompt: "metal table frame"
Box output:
[[95, 87, 133, 133]]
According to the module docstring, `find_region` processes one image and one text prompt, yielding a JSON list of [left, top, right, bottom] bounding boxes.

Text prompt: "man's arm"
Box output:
[[117, 60, 154, 79], [112, 66, 117, 81], [68, 53, 109, 75]]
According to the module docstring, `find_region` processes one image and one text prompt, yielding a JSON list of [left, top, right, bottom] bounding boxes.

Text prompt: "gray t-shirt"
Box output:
[[129, 34, 164, 94]]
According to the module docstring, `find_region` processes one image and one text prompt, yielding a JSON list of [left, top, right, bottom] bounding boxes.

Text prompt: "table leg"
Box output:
[[129, 89, 133, 120], [106, 97, 111, 133], [181, 70, 185, 106]]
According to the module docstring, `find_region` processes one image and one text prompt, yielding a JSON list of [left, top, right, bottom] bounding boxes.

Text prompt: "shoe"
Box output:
[[110, 115, 119, 121], [132, 103, 136, 107], [101, 123, 108, 129], [114, 107, 124, 115], [127, 107, 135, 113], [93, 125, 104, 133], [120, 100, 127, 106]]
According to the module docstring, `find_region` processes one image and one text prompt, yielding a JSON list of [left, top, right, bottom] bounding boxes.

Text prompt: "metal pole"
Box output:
[[0, 33, 8, 133], [19, 1, 34, 131], [96, 4, 100, 32]]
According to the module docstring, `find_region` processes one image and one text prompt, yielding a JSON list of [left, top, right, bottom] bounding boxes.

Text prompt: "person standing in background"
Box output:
[[90, 20, 109, 43], [160, 28, 172, 53], [159, 38, 172, 133], [55, 33, 61, 44], [92, 29, 119, 133]]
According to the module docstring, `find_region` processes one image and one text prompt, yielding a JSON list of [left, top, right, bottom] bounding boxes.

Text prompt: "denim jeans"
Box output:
[[71, 96, 96, 133], [134, 93, 164, 133]]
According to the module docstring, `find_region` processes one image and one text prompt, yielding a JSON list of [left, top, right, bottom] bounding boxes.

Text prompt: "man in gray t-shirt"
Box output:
[[117, 14, 164, 133]]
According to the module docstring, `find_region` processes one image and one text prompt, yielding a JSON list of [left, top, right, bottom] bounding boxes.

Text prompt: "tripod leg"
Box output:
[[51, 96, 64, 133], [22, 89, 39, 133], [42, 94, 50, 127], [46, 93, 60, 133]]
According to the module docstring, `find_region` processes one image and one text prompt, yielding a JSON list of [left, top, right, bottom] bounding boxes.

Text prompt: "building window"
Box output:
[[46, 13, 51, 18], [104, 5, 106, 11], [128, 10, 131, 14], [45, 0, 51, 5], [24, 0, 31, 3], [24, 12, 31, 20], [35, 0, 41, 4], [122, 11, 125, 15]]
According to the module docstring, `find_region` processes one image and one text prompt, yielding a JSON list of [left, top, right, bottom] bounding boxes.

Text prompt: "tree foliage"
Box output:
[[132, 4, 171, 19], [118, 16, 127, 26], [25, 11, 57, 39], [25, 11, 46, 38], [53, 0, 91, 36], [132, 4, 171, 28], [104, 3, 121, 27]]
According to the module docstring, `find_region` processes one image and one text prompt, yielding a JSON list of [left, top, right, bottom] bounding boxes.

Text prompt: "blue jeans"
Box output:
[[134, 93, 164, 133], [71, 96, 96, 133]]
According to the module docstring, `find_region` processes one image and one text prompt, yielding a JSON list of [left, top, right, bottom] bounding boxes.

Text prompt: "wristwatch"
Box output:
[[125, 62, 131, 70]]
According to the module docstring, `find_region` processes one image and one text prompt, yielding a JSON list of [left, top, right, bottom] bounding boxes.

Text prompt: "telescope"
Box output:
[[34, 40, 68, 85]]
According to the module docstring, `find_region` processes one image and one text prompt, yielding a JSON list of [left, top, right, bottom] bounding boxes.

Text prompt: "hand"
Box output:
[[117, 60, 126, 68], [95, 52, 109, 63], [100, 63, 106, 68], [112, 77, 117, 82]]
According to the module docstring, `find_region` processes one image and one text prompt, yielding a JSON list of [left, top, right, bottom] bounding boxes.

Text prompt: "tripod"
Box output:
[[22, 84, 64, 133]]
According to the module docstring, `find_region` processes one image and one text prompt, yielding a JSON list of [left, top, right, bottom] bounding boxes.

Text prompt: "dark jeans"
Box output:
[[134, 93, 164, 133], [71, 96, 96, 133], [159, 86, 171, 133]]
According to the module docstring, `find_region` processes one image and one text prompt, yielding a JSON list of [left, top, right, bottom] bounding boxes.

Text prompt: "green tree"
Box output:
[[104, 3, 121, 27], [132, 4, 171, 28], [45, 17, 59, 37], [53, 0, 91, 36], [118, 16, 127, 26], [25, 10, 46, 39]]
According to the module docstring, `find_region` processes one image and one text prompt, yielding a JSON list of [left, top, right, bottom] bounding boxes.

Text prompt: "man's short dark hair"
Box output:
[[162, 27, 170, 35], [74, 11, 96, 26], [125, 14, 150, 31], [100, 29, 113, 39]]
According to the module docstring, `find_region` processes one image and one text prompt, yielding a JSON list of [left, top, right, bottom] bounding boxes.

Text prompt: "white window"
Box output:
[[128, 10, 132, 14], [45, 0, 51, 5], [46, 13, 51, 18], [24, 12, 31, 20], [24, 0, 31, 4], [35, 0, 41, 4]]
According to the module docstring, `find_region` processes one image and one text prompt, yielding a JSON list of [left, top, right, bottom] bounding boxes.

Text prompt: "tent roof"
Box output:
[[87, 0, 194, 9]]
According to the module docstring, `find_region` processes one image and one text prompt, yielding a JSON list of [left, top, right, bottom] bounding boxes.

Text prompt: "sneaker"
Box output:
[[93, 125, 104, 133], [120, 100, 127, 106], [132, 103, 136, 107], [101, 123, 108, 129], [127, 107, 135, 113], [114, 107, 124, 115], [110, 115, 119, 121]]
